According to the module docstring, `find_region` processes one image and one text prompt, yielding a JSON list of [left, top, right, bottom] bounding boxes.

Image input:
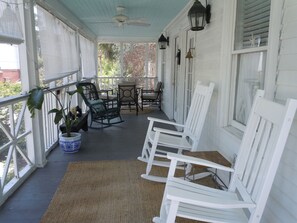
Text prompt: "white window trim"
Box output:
[[219, 0, 283, 136], [229, 46, 268, 131]]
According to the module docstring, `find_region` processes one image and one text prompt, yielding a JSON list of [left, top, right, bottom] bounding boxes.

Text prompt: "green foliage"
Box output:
[[98, 43, 120, 77], [27, 87, 45, 118], [0, 82, 22, 124], [26, 85, 83, 137], [0, 82, 22, 98], [98, 42, 156, 78]]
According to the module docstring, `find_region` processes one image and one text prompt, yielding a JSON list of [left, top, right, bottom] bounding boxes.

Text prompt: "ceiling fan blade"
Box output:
[[87, 21, 115, 24], [126, 20, 151, 27]]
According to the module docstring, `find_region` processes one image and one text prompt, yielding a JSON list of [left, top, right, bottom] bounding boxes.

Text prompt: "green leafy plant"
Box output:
[[27, 86, 83, 137]]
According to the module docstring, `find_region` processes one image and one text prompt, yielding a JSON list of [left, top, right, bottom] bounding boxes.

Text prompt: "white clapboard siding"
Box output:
[[263, 0, 297, 222], [193, 1, 224, 150]]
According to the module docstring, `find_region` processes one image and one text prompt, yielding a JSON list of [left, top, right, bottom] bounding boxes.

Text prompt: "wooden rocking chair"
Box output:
[[137, 81, 215, 182], [153, 91, 297, 223]]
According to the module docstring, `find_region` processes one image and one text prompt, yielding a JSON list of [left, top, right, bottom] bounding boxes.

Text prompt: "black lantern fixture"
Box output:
[[176, 49, 181, 65], [158, 34, 169, 50], [188, 0, 211, 31]]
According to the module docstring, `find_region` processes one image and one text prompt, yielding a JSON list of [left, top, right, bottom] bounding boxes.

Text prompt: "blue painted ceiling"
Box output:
[[58, 0, 189, 41]]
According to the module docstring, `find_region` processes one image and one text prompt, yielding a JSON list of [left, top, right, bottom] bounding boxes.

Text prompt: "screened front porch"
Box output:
[[1, 0, 297, 223]]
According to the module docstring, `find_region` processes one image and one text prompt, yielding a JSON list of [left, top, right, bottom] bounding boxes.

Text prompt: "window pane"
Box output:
[[234, 51, 266, 125], [234, 0, 271, 50]]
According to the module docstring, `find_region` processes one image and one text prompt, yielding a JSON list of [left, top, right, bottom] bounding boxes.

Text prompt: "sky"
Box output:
[[0, 44, 20, 69]]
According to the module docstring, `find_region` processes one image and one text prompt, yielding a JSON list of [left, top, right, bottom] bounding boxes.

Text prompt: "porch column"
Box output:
[[20, 1, 47, 167]]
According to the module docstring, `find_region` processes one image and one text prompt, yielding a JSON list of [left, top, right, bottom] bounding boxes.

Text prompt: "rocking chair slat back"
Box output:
[[184, 82, 215, 151], [229, 94, 297, 222]]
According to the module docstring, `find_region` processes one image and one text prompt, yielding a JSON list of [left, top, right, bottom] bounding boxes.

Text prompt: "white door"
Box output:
[[173, 36, 180, 121], [184, 31, 195, 122]]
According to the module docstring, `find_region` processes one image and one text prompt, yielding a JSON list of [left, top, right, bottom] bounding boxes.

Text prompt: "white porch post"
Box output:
[[20, 1, 47, 167]]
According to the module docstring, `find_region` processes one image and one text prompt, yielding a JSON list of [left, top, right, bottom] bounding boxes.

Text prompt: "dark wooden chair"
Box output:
[[76, 82, 123, 128], [118, 83, 139, 115], [141, 81, 162, 110]]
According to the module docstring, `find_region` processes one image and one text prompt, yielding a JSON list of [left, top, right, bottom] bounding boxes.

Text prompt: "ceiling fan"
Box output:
[[85, 6, 150, 27]]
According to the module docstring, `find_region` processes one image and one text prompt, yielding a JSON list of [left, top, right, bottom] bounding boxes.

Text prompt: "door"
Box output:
[[173, 36, 180, 121], [184, 31, 195, 122]]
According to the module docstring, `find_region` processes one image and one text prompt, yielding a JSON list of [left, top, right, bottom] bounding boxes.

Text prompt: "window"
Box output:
[[230, 0, 270, 130]]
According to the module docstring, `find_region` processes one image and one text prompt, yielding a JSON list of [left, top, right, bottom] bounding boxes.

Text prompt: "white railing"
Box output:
[[0, 82, 78, 205], [97, 76, 158, 91], [0, 94, 34, 205]]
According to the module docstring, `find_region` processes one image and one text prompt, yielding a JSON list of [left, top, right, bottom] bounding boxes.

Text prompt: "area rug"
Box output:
[[41, 160, 207, 223], [120, 106, 154, 115]]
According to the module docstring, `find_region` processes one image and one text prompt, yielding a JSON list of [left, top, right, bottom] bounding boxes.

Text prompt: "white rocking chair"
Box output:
[[153, 90, 297, 223], [137, 81, 215, 182]]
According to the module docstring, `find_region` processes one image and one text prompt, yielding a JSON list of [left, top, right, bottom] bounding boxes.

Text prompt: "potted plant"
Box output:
[[27, 86, 83, 153]]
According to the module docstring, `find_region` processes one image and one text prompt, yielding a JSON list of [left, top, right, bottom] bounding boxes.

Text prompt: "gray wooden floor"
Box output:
[[0, 109, 168, 223]]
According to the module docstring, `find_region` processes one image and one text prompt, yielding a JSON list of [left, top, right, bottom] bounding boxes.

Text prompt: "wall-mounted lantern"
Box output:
[[176, 49, 181, 65], [158, 34, 169, 50], [188, 0, 211, 31]]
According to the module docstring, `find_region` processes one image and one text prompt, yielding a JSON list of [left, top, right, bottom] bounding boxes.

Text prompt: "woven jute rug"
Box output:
[[41, 160, 211, 223], [120, 106, 154, 115]]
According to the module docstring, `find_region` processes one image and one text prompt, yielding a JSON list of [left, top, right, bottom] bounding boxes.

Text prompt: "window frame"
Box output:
[[218, 0, 284, 135], [226, 0, 272, 132], [229, 46, 268, 131]]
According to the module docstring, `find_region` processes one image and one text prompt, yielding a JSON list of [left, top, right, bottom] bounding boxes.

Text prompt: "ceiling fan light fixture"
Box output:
[[113, 14, 129, 23]]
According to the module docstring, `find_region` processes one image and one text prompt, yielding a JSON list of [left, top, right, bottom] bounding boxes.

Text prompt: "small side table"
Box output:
[[60, 113, 88, 133]]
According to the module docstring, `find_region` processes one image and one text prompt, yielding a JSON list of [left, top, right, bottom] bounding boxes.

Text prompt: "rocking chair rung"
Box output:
[[137, 157, 184, 169], [154, 153, 167, 158]]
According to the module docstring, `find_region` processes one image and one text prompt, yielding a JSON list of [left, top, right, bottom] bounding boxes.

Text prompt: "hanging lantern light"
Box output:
[[188, 0, 211, 31], [158, 34, 169, 50]]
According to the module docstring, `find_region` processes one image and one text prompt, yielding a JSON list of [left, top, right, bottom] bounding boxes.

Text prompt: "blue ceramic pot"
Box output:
[[59, 132, 81, 153]]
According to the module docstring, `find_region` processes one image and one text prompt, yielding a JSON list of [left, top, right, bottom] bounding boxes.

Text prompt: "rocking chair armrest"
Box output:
[[153, 127, 184, 136], [166, 184, 256, 209], [167, 153, 234, 172], [89, 99, 104, 106], [147, 117, 185, 128]]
